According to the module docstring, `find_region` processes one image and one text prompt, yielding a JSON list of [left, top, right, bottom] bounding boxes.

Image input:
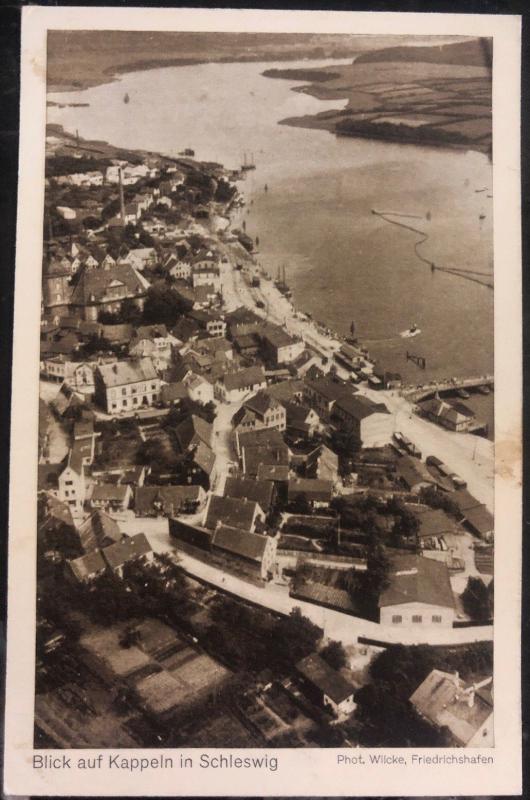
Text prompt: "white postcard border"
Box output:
[[4, 6, 522, 796]]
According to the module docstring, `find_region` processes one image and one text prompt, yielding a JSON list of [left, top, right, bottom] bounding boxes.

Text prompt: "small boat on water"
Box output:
[[479, 212, 486, 220], [456, 388, 471, 399], [400, 323, 421, 339], [477, 384, 491, 395], [123, 93, 130, 104]]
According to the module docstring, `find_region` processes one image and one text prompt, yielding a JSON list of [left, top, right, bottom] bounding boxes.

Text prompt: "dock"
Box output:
[[403, 375, 494, 403]]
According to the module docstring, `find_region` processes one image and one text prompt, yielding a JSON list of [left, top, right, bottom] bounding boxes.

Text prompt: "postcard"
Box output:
[[4, 5, 522, 796]]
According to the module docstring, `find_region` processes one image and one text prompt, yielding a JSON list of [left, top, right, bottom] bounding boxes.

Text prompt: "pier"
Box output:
[[403, 375, 494, 403]]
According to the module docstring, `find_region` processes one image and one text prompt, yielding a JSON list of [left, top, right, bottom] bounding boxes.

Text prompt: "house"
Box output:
[[101, 323, 134, 347], [183, 373, 214, 406], [232, 333, 260, 358], [260, 326, 305, 366], [188, 309, 227, 338], [191, 336, 233, 364], [169, 517, 213, 558], [296, 654, 356, 716], [37, 493, 82, 559], [90, 483, 132, 513], [460, 504, 494, 541], [58, 448, 86, 518], [161, 381, 188, 405], [77, 510, 123, 553], [288, 478, 333, 509], [123, 247, 157, 272], [410, 670, 493, 747], [413, 507, 456, 550], [191, 261, 221, 292], [174, 414, 212, 452], [225, 307, 262, 338], [282, 401, 321, 438], [185, 441, 217, 489], [257, 464, 290, 485], [231, 391, 286, 434], [67, 550, 108, 583], [134, 485, 205, 517], [307, 445, 339, 483], [267, 379, 306, 404], [204, 494, 265, 533], [129, 325, 173, 372], [395, 455, 437, 494], [223, 476, 275, 514], [419, 395, 476, 433], [63, 362, 96, 398], [214, 365, 267, 403], [94, 358, 161, 414], [211, 525, 277, 581], [165, 256, 192, 280], [304, 377, 351, 417], [69, 263, 150, 321], [237, 430, 290, 479], [378, 554, 456, 628], [332, 394, 392, 447], [102, 533, 153, 577]]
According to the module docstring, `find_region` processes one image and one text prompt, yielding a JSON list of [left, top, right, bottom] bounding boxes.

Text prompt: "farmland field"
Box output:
[[267, 39, 492, 154]]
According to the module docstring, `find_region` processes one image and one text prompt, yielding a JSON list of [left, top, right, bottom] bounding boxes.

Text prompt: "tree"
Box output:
[[320, 640, 347, 671], [275, 607, 322, 665], [143, 283, 185, 326], [461, 576, 493, 622]]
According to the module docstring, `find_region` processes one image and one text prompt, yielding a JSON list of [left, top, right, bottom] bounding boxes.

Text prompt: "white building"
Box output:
[[94, 358, 161, 414]]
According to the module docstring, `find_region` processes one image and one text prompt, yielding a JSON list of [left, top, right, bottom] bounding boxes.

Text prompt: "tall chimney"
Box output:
[[118, 166, 126, 226]]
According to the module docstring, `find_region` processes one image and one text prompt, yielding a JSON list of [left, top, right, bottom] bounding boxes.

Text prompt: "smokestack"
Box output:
[[118, 166, 125, 226]]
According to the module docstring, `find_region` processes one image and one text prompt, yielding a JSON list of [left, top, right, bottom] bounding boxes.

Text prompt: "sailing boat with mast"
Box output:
[[241, 152, 256, 171], [274, 265, 292, 298]]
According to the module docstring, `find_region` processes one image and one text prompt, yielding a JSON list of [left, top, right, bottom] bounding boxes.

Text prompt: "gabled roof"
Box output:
[[287, 478, 333, 502], [135, 485, 202, 516], [414, 508, 455, 539], [91, 483, 129, 503], [379, 554, 455, 610], [395, 455, 435, 489], [305, 377, 349, 404], [410, 669, 493, 747], [175, 414, 212, 451], [463, 505, 494, 535], [78, 510, 122, 552], [38, 463, 63, 492], [70, 263, 149, 306], [101, 323, 134, 344], [204, 495, 261, 532], [220, 366, 266, 393], [135, 324, 169, 340], [296, 653, 355, 705], [256, 464, 290, 482], [212, 525, 270, 563], [224, 476, 274, 513], [69, 549, 107, 581], [334, 393, 389, 420], [161, 381, 188, 403], [97, 358, 158, 388], [102, 533, 152, 570], [192, 441, 216, 476], [266, 379, 306, 402], [244, 390, 279, 417]]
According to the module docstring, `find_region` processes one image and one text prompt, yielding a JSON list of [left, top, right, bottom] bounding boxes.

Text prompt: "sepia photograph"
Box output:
[[4, 6, 522, 797]]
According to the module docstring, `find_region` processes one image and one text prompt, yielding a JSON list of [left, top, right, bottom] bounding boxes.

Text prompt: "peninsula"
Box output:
[[264, 39, 492, 155]]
